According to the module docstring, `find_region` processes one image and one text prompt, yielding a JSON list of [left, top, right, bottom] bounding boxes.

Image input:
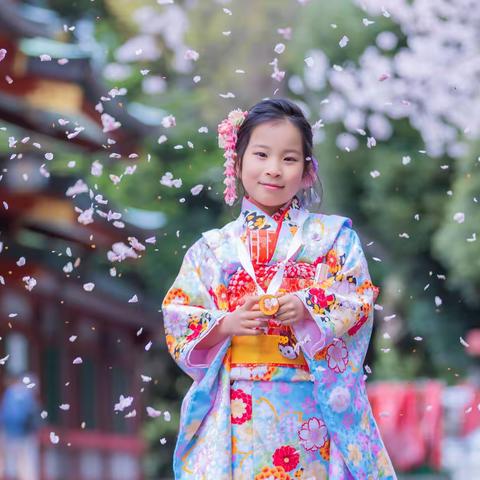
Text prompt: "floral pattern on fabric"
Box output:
[[231, 378, 330, 479], [231, 388, 252, 425], [162, 196, 396, 479]]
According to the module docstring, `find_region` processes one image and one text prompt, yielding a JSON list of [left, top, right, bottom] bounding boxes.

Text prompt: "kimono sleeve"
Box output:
[[292, 225, 380, 359], [162, 238, 230, 380]]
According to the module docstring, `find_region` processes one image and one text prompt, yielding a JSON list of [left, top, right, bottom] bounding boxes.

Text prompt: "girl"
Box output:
[[162, 99, 396, 479]]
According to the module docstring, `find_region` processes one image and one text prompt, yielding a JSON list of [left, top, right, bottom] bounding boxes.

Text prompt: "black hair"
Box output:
[[234, 98, 323, 208]]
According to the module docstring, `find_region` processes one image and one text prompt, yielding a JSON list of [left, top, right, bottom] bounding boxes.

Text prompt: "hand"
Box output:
[[220, 295, 270, 336], [275, 294, 308, 326]]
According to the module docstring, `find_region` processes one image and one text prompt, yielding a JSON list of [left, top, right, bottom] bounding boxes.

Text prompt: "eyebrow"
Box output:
[[251, 144, 302, 155]]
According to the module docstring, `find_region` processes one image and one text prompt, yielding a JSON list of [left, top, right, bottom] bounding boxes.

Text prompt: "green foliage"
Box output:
[[432, 144, 480, 306], [371, 333, 424, 382]]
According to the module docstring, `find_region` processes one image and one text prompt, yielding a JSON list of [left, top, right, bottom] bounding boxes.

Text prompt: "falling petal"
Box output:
[[184, 49, 199, 61], [161, 115, 176, 128], [66, 179, 88, 197], [190, 184, 203, 196], [91, 161, 103, 177], [22, 276, 37, 291], [339, 36, 349, 48], [146, 406, 162, 418], [128, 294, 138, 303], [101, 113, 121, 133], [0, 355, 10, 365], [114, 395, 133, 412]]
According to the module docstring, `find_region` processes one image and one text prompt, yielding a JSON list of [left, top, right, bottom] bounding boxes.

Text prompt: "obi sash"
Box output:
[[230, 334, 308, 369]]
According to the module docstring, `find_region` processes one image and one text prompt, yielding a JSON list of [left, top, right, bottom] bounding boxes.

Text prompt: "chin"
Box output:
[[254, 194, 282, 205]]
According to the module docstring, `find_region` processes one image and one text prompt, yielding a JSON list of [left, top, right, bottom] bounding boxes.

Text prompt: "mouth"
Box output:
[[259, 182, 284, 190]]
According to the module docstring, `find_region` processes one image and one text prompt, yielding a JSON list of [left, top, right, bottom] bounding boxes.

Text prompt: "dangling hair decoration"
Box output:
[[303, 156, 321, 205], [217, 108, 248, 206]]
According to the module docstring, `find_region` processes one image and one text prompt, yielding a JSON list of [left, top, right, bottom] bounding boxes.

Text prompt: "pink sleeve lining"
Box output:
[[186, 315, 230, 368], [292, 315, 327, 359]]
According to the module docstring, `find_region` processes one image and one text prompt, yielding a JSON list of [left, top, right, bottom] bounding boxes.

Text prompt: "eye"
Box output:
[[254, 152, 267, 158], [284, 157, 298, 162]]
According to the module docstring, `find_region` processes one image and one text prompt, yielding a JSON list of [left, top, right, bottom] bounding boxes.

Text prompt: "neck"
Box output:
[[246, 196, 292, 217]]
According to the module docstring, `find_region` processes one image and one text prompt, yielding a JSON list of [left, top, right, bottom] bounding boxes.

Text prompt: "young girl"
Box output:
[[162, 99, 396, 479]]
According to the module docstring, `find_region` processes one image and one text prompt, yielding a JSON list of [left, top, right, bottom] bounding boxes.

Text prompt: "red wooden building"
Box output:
[[0, 2, 161, 479]]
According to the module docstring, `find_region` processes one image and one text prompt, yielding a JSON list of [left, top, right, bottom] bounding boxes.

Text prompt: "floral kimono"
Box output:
[[162, 196, 396, 480]]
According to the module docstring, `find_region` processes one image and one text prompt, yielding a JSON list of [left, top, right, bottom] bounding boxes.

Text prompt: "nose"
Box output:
[[265, 158, 282, 177]]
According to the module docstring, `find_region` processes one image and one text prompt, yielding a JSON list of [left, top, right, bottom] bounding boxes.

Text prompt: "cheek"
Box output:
[[289, 166, 306, 188], [240, 156, 260, 180]]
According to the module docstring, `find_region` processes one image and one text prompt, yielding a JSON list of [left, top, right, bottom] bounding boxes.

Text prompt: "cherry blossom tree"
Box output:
[[299, 0, 480, 158]]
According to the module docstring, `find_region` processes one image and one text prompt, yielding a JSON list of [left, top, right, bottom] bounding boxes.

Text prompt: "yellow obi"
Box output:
[[230, 334, 308, 368]]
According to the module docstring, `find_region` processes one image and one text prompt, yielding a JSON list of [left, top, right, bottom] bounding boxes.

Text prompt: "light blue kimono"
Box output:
[[162, 197, 397, 479]]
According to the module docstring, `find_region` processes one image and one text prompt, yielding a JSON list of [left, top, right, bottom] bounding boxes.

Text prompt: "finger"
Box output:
[[278, 314, 299, 325], [239, 323, 264, 334], [242, 328, 263, 336], [244, 294, 263, 305], [281, 318, 296, 325], [241, 295, 263, 310], [243, 319, 268, 329], [277, 298, 296, 311], [244, 311, 270, 320], [275, 309, 294, 320], [277, 294, 290, 307]]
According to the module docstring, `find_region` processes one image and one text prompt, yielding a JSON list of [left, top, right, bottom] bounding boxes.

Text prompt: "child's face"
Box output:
[[240, 119, 305, 215]]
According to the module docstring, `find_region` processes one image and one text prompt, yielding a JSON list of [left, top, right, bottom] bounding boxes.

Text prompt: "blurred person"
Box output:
[[0, 372, 40, 480]]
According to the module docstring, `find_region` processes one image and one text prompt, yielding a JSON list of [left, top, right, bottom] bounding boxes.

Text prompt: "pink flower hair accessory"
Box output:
[[217, 108, 248, 206], [303, 156, 319, 188]]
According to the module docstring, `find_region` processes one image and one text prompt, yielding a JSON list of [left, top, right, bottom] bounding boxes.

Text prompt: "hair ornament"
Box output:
[[305, 156, 319, 173], [217, 108, 248, 205]]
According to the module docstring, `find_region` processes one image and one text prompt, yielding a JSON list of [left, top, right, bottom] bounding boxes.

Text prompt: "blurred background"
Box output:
[[0, 0, 479, 479]]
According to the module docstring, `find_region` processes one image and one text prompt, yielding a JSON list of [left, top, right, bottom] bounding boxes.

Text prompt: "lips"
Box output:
[[259, 182, 284, 189]]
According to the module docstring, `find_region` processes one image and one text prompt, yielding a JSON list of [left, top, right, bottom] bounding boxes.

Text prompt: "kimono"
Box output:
[[162, 196, 397, 480]]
